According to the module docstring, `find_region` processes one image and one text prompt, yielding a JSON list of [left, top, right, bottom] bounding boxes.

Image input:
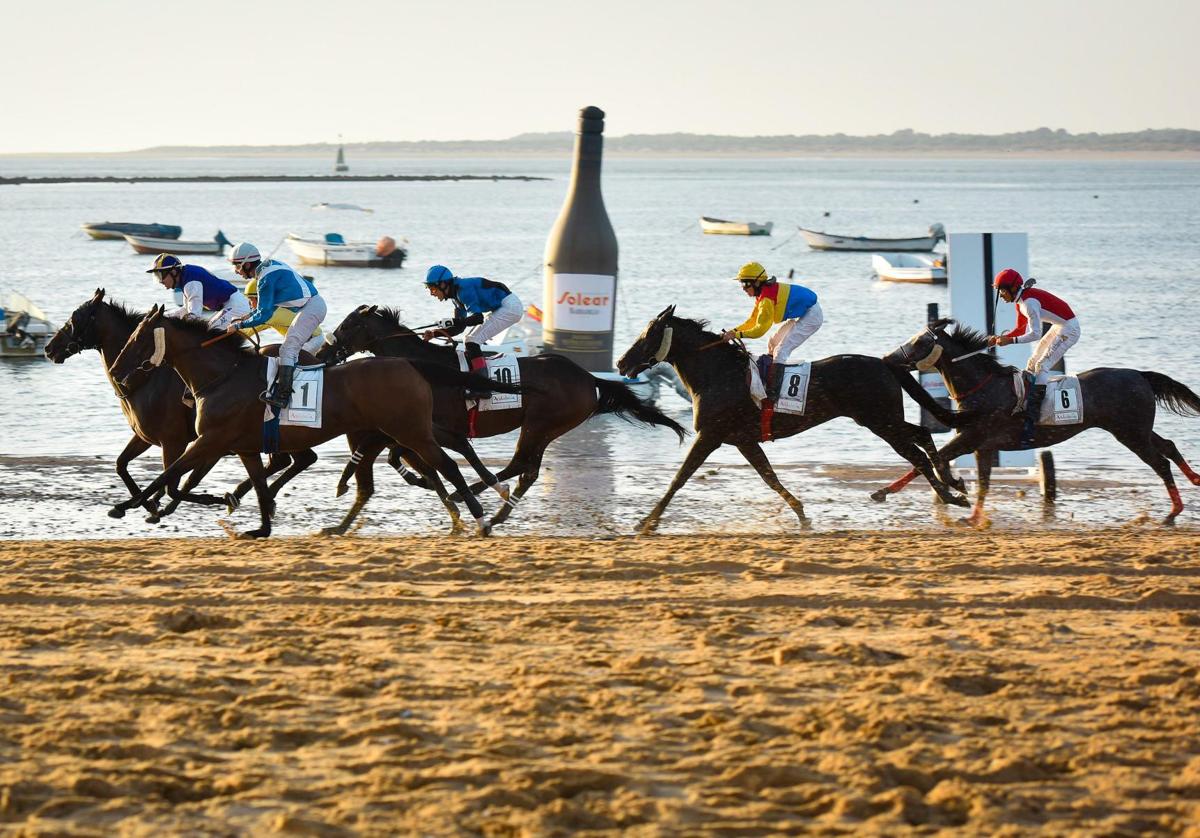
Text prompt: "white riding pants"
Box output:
[[1026, 317, 1080, 385], [467, 293, 523, 345], [280, 296, 327, 366], [206, 291, 253, 331], [767, 302, 823, 364]]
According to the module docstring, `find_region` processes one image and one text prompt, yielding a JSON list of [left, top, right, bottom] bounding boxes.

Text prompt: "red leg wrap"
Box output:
[[1168, 483, 1184, 515], [760, 401, 774, 443], [468, 405, 479, 439], [888, 469, 919, 493], [1180, 461, 1200, 487]]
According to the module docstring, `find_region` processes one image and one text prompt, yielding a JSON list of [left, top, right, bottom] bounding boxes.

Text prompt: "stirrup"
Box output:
[[260, 388, 288, 409]]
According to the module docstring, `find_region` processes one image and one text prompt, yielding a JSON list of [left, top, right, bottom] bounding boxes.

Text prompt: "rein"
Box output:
[[947, 371, 995, 403]]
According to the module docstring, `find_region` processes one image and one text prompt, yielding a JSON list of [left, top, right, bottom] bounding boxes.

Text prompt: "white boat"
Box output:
[[700, 216, 773, 236], [800, 222, 945, 252], [1, 292, 56, 357], [287, 233, 407, 269], [872, 252, 947, 284], [126, 230, 232, 256]]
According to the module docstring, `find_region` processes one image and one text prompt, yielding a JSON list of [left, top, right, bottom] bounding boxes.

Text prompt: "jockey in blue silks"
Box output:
[[225, 242, 326, 409], [422, 264, 523, 398], [147, 254, 251, 330]]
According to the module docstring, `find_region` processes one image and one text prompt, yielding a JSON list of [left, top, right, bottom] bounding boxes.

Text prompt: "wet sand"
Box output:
[[2, 529, 1199, 835]]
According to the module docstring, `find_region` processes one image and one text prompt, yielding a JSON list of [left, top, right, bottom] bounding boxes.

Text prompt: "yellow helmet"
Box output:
[[733, 262, 769, 282], [244, 276, 258, 296]]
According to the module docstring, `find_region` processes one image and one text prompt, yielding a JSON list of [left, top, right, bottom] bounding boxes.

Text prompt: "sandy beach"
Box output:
[[2, 529, 1199, 835]]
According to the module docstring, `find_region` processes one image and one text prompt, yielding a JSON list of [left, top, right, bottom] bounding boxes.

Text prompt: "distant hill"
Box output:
[[135, 128, 1200, 157]]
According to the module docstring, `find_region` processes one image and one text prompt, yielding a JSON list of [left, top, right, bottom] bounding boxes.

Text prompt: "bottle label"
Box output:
[[547, 273, 615, 332]]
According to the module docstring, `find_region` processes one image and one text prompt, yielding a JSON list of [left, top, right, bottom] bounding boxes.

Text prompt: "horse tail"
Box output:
[[887, 364, 973, 427], [1140, 371, 1200, 417], [593, 378, 687, 441], [404, 359, 524, 395]]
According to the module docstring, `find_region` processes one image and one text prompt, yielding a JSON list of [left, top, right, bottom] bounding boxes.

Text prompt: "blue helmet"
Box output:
[[424, 264, 455, 285]]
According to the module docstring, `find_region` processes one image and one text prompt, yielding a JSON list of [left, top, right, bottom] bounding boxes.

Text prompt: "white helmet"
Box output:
[[230, 241, 261, 266]]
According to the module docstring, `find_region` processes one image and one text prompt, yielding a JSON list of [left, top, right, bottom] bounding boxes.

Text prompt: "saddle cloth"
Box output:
[[747, 356, 812, 416], [456, 351, 522, 412], [265, 357, 325, 428], [1012, 372, 1084, 426]]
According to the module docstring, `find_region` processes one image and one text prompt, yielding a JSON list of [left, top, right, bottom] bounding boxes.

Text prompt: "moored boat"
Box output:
[[700, 216, 773, 236], [126, 230, 232, 256], [872, 252, 947, 284], [0, 292, 56, 358], [800, 222, 945, 252], [287, 233, 407, 269], [82, 221, 182, 241]]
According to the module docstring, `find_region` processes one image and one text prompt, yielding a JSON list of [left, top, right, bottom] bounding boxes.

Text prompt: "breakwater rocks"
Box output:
[[0, 174, 548, 186]]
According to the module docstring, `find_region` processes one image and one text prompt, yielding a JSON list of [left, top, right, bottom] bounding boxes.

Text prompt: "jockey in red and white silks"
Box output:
[[988, 269, 1080, 385]]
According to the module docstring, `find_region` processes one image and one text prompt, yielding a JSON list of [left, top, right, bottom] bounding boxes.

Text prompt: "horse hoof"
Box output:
[[108, 507, 126, 519], [637, 517, 659, 536], [224, 493, 240, 515], [948, 494, 971, 508], [320, 526, 346, 537], [237, 528, 270, 539], [476, 520, 492, 538], [951, 478, 967, 493], [145, 514, 161, 524], [869, 489, 888, 503], [334, 482, 349, 498]]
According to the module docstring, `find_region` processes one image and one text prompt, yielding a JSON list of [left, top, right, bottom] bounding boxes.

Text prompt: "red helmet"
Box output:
[[993, 268, 1024, 292]]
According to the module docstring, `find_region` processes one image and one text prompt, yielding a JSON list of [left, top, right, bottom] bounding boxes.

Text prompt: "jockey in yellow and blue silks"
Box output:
[[422, 264, 523, 398], [225, 242, 326, 409], [719, 262, 823, 395], [241, 275, 325, 354]]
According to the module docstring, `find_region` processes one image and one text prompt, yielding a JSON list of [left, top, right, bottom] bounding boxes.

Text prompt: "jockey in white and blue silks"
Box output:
[[226, 241, 326, 409], [147, 253, 251, 330], [422, 264, 522, 397]]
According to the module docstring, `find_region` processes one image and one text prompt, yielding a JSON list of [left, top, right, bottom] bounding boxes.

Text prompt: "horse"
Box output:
[[882, 319, 1200, 525], [314, 305, 687, 528], [106, 305, 520, 538], [616, 306, 970, 534]]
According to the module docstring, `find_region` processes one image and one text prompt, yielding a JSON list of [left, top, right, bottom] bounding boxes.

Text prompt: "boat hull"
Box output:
[[83, 222, 182, 241], [700, 217, 773, 236], [125, 234, 227, 256], [871, 253, 947, 284], [801, 228, 940, 252], [287, 235, 407, 269]]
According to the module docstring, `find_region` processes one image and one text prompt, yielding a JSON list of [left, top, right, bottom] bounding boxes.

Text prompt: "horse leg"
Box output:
[[432, 449, 491, 535], [267, 449, 317, 499], [235, 452, 274, 539], [1153, 432, 1200, 487], [489, 450, 544, 528], [965, 449, 995, 527], [443, 434, 506, 505], [1117, 431, 1183, 524], [736, 442, 809, 528], [869, 424, 969, 508], [387, 446, 432, 490], [157, 457, 223, 520], [639, 433, 722, 535], [323, 444, 382, 536], [232, 453, 292, 502], [109, 437, 225, 518], [114, 435, 159, 518], [914, 424, 964, 494]]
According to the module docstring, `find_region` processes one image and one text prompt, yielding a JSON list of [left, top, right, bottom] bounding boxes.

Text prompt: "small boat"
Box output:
[[82, 221, 183, 241], [312, 202, 373, 213], [800, 222, 945, 252], [700, 216, 773, 236], [1, 292, 56, 357], [126, 230, 232, 256], [872, 252, 947, 284], [287, 233, 407, 269]]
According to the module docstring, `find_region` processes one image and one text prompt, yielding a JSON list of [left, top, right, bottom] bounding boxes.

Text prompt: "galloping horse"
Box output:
[[883, 319, 1200, 524], [107, 305, 519, 537], [616, 306, 969, 534], [315, 305, 687, 528], [44, 289, 233, 520]]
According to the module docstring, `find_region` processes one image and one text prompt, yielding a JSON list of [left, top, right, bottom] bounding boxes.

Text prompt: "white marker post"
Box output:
[[947, 232, 1034, 468]]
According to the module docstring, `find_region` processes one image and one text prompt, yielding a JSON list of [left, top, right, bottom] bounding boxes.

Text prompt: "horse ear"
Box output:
[[367, 304, 378, 315], [355, 304, 370, 314], [149, 303, 163, 319], [92, 287, 105, 302], [656, 304, 675, 320]]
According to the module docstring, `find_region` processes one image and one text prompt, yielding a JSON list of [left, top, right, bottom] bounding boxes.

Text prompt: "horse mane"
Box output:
[[670, 314, 750, 362], [99, 299, 145, 330], [374, 306, 415, 335], [163, 312, 258, 357], [935, 318, 1012, 372]]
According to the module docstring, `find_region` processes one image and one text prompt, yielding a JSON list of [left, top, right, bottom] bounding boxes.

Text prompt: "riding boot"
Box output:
[[1013, 371, 1036, 416], [1019, 384, 1046, 448], [262, 364, 295, 410], [464, 342, 492, 400]]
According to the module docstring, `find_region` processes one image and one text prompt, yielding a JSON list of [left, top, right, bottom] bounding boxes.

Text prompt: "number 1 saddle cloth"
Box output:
[[265, 357, 325, 428]]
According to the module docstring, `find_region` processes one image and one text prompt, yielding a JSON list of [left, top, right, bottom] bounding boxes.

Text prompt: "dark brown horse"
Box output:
[[883, 319, 1200, 524], [314, 305, 687, 528], [616, 306, 970, 534], [107, 305, 520, 537]]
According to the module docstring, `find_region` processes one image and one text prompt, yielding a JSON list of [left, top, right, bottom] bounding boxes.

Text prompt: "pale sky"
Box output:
[[1, 0, 1195, 153]]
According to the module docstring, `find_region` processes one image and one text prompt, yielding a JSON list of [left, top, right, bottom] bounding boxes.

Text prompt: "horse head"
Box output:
[[108, 304, 167, 395], [617, 305, 676, 377], [45, 288, 106, 363]]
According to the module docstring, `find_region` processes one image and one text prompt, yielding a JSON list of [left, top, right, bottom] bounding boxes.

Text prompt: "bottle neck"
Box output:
[[566, 132, 604, 196]]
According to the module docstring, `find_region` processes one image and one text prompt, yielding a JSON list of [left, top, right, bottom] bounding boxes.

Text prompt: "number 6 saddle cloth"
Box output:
[[1012, 372, 1085, 426], [264, 357, 325, 428], [747, 356, 812, 416], [455, 351, 522, 412]]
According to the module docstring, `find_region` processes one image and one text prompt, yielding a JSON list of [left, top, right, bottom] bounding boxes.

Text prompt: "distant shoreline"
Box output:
[[0, 173, 550, 186]]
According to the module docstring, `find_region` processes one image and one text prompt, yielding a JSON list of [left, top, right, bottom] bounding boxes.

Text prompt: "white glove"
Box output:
[[437, 318, 456, 329]]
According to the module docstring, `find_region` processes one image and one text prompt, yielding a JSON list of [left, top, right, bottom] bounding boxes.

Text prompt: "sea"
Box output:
[[1, 154, 1197, 539]]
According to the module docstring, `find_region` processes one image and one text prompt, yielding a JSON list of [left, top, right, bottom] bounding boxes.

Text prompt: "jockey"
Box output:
[[226, 242, 326, 409], [147, 253, 250, 330], [987, 268, 1081, 446], [242, 275, 326, 356], [421, 264, 522, 398], [719, 262, 822, 394]]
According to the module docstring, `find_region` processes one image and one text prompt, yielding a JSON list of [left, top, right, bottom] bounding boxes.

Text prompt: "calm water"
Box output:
[[1, 155, 1198, 538]]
